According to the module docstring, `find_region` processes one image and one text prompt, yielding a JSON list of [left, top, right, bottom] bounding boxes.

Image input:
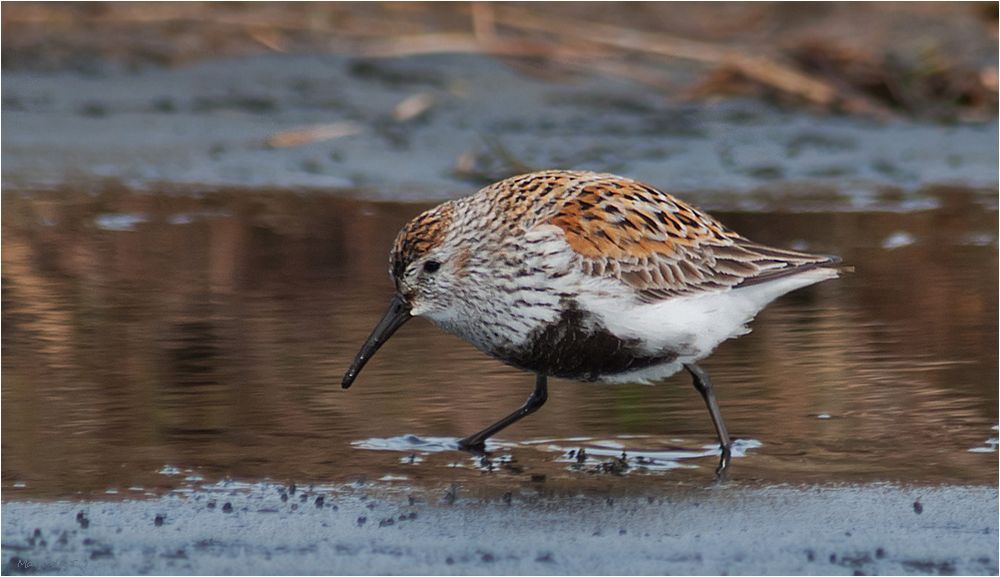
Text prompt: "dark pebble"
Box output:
[[876, 548, 886, 559], [315, 496, 325, 508], [222, 502, 233, 513], [291, 504, 298, 511], [207, 501, 216, 510], [806, 549, 816, 562], [366, 502, 376, 510], [288, 483, 296, 495], [32, 529, 42, 538], [379, 518, 395, 527], [154, 514, 165, 527], [357, 516, 367, 526], [90, 546, 113, 560], [830, 554, 837, 563], [913, 500, 923, 514], [408, 512, 418, 520], [82, 538, 94, 546], [79, 102, 108, 118], [7, 556, 29, 574], [536, 552, 554, 563], [78, 518, 90, 529], [481, 553, 494, 562], [619, 529, 627, 535], [162, 549, 187, 560], [445, 557, 454, 565], [280, 493, 288, 503]]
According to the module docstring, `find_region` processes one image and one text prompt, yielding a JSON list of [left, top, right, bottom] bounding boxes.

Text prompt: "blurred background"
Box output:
[[5, 2, 998, 117], [2, 2, 997, 498]]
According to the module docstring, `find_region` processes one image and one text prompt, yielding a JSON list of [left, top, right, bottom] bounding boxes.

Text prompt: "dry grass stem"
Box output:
[[267, 122, 362, 149], [493, 7, 847, 108], [355, 33, 583, 60], [393, 93, 436, 122]]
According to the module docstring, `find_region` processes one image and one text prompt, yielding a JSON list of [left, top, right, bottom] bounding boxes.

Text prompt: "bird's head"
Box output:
[[342, 203, 463, 389], [388, 203, 465, 320]]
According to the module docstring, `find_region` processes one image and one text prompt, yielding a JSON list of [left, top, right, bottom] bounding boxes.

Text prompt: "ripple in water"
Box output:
[[968, 425, 999, 453], [352, 434, 762, 474]]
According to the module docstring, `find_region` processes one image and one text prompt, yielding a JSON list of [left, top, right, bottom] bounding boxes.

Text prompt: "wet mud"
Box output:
[[3, 54, 997, 201], [2, 481, 996, 575]]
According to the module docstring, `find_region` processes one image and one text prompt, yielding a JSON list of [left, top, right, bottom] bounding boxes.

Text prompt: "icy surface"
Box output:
[[2, 483, 996, 575]]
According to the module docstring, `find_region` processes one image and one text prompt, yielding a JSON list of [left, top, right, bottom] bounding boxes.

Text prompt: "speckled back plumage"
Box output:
[[477, 170, 837, 300]]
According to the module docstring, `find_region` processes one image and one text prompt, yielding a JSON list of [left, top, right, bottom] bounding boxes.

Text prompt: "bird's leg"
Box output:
[[457, 374, 548, 454], [684, 363, 733, 480]]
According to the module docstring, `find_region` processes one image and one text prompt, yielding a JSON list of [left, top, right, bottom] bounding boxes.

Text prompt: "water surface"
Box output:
[[2, 187, 997, 498]]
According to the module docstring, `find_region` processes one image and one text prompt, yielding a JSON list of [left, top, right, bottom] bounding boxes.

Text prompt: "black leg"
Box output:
[[457, 374, 548, 453], [685, 363, 732, 479]]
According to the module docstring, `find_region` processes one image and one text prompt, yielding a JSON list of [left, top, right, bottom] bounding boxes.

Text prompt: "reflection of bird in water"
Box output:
[[343, 170, 843, 478]]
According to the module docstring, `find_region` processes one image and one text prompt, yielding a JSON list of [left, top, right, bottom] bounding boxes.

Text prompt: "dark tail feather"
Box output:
[[731, 240, 845, 288]]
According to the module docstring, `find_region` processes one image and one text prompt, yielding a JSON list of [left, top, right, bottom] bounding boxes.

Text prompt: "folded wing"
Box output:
[[546, 177, 838, 301]]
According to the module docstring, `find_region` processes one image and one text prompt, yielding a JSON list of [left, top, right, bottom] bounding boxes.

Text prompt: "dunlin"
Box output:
[[342, 170, 842, 476]]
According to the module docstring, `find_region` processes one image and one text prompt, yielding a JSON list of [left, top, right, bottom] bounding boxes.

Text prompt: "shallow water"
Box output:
[[2, 187, 997, 499]]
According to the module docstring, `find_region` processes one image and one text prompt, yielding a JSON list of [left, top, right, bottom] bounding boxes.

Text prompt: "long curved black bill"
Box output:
[[342, 293, 412, 389]]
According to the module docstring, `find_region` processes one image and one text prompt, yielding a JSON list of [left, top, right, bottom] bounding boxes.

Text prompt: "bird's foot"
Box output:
[[713, 443, 733, 483], [456, 437, 487, 455]]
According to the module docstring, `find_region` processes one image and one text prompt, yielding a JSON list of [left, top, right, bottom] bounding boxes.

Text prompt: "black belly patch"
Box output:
[[496, 301, 677, 381]]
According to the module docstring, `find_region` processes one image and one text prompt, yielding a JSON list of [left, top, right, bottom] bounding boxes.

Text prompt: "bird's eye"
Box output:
[[423, 260, 441, 273]]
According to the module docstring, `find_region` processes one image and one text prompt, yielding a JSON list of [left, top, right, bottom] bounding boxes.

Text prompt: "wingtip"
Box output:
[[821, 254, 853, 274]]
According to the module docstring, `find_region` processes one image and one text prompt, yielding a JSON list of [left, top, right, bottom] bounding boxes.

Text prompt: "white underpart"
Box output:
[[572, 266, 839, 385]]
